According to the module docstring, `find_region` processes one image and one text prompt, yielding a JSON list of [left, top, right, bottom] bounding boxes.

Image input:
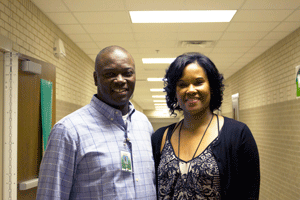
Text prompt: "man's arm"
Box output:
[[36, 124, 77, 200]]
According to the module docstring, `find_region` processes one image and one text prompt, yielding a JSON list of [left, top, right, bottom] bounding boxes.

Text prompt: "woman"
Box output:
[[152, 52, 260, 199]]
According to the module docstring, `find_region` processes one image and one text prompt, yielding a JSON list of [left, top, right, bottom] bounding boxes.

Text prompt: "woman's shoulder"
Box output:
[[223, 116, 249, 130], [221, 116, 253, 139], [152, 123, 176, 139]]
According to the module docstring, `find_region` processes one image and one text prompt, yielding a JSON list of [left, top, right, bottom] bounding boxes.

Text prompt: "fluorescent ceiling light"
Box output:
[[153, 100, 166, 102], [150, 88, 164, 92], [155, 103, 167, 106], [143, 58, 175, 64], [155, 108, 169, 111], [155, 106, 168, 109], [152, 95, 166, 98], [130, 10, 237, 23], [147, 78, 164, 81]]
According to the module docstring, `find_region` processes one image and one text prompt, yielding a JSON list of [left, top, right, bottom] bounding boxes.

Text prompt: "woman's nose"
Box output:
[[186, 84, 196, 93]]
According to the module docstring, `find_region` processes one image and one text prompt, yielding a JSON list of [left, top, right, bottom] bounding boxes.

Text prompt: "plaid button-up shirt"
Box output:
[[37, 95, 156, 200]]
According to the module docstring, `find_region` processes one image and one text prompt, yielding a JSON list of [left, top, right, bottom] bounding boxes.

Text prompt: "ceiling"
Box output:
[[31, 0, 300, 113]]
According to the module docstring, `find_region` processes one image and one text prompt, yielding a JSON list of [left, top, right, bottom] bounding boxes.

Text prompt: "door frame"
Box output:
[[2, 51, 18, 200]]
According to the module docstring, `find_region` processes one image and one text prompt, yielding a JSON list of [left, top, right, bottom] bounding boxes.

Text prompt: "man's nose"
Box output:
[[115, 74, 125, 83]]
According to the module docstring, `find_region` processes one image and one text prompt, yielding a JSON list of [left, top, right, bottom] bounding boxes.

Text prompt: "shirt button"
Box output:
[[136, 178, 139, 182], [115, 111, 118, 114], [110, 118, 113, 121]]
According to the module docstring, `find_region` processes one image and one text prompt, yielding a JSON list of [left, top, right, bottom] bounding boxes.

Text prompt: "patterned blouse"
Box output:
[[157, 135, 221, 200]]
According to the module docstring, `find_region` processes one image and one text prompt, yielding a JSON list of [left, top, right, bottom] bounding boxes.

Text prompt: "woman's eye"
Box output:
[[195, 80, 203, 86], [177, 82, 187, 88]]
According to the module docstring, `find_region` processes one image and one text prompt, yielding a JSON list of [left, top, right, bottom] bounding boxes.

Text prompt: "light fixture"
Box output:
[[130, 10, 237, 23], [147, 78, 164, 81], [150, 88, 164, 92], [153, 100, 166, 102], [155, 103, 167, 106], [142, 58, 175, 64], [152, 95, 166, 98], [155, 108, 169, 111]]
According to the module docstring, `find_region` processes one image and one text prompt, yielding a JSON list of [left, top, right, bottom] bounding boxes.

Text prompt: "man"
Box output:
[[36, 46, 156, 199]]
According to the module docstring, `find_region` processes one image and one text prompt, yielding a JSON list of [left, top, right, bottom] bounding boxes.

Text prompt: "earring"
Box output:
[[174, 99, 179, 108]]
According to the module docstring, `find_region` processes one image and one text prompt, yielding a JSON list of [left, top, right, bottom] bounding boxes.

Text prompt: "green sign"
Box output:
[[297, 66, 300, 98], [41, 79, 53, 153]]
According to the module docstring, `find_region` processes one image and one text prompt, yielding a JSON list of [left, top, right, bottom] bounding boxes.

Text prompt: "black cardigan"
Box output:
[[151, 117, 260, 200]]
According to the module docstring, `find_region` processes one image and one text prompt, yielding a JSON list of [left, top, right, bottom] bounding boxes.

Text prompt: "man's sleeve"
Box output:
[[36, 123, 77, 200]]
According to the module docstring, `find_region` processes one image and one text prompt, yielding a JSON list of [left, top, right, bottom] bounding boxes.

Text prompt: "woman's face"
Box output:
[[176, 62, 211, 116]]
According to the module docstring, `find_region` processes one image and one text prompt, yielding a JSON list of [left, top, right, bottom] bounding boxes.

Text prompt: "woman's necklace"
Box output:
[[178, 114, 214, 179]]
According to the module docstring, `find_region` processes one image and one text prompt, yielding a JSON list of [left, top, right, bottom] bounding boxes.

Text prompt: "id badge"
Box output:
[[121, 150, 132, 172]]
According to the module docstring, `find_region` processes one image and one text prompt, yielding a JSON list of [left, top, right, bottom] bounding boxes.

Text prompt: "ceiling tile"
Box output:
[[83, 24, 132, 33], [132, 24, 179, 32], [82, 49, 102, 54], [174, 47, 213, 55], [73, 12, 131, 24], [241, 0, 300, 9], [46, 13, 79, 24], [125, 0, 245, 10], [211, 47, 251, 53], [91, 33, 135, 41], [209, 52, 244, 61], [134, 32, 177, 41], [68, 34, 93, 42], [58, 25, 86, 34], [138, 48, 175, 54], [76, 42, 99, 49], [273, 22, 300, 32], [96, 41, 138, 49], [177, 32, 222, 41], [227, 22, 279, 32], [178, 23, 229, 32], [232, 10, 294, 22], [32, 0, 68, 12], [215, 40, 258, 47], [263, 32, 291, 40], [63, 0, 125, 11], [285, 10, 300, 21], [174, 0, 245, 9], [125, 0, 185, 10], [137, 41, 178, 48], [221, 32, 269, 40]]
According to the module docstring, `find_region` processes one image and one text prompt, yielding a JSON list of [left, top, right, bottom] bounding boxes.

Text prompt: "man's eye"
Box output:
[[124, 71, 133, 77], [104, 73, 115, 78]]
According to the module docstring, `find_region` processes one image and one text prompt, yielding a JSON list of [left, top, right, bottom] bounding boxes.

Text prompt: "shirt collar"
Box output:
[[90, 95, 135, 119]]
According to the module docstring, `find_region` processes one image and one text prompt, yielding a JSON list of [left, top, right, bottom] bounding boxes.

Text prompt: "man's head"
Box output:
[[94, 46, 136, 115]]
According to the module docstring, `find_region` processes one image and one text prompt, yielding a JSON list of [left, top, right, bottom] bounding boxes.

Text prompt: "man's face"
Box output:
[[94, 49, 136, 114]]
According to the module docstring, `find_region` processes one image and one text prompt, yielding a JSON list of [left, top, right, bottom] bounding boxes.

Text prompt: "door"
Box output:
[[17, 54, 56, 200]]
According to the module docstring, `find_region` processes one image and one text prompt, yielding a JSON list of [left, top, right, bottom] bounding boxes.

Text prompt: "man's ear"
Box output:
[[93, 71, 98, 86]]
